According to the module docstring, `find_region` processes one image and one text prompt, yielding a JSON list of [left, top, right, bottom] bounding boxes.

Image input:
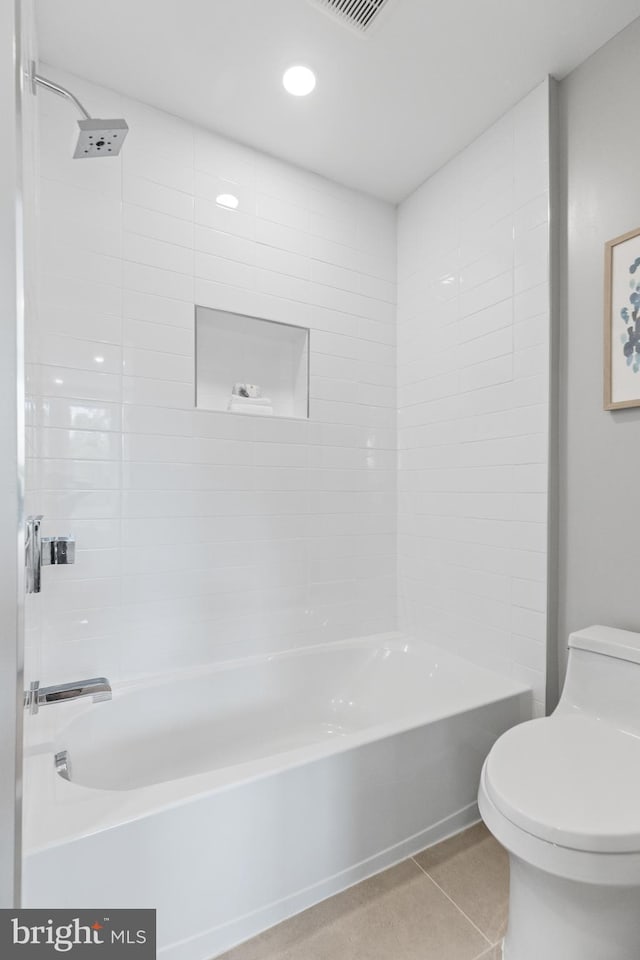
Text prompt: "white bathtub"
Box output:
[[23, 632, 531, 959]]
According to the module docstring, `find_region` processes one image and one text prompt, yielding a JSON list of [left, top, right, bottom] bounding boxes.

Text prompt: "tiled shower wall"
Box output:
[[397, 82, 551, 713], [26, 67, 551, 701], [25, 67, 397, 684]]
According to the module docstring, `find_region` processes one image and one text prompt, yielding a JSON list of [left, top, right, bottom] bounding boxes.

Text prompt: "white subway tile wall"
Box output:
[[26, 67, 397, 683], [396, 82, 550, 714], [26, 67, 550, 706]]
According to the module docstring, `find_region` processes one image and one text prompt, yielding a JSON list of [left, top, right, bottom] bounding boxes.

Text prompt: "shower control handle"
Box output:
[[41, 536, 75, 567], [25, 516, 75, 594]]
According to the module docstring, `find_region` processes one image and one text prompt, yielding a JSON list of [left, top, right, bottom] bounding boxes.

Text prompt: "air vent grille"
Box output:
[[310, 0, 391, 33]]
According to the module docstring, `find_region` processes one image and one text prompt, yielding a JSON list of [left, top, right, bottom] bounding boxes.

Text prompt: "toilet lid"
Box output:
[[485, 714, 640, 853]]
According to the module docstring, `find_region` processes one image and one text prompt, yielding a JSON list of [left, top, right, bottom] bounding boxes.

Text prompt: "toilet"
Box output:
[[479, 625, 640, 960]]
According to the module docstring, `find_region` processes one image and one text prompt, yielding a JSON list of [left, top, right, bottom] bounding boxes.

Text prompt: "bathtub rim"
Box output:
[[23, 631, 531, 856]]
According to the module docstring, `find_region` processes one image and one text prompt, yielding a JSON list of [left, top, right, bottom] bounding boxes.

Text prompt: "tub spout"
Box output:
[[24, 678, 112, 716]]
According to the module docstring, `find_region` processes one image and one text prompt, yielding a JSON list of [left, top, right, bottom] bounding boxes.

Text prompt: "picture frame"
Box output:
[[604, 226, 640, 409]]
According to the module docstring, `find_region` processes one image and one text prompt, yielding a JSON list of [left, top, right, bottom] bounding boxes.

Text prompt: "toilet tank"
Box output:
[[556, 625, 640, 733]]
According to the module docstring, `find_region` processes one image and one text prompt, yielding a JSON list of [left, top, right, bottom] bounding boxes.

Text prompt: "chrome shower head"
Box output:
[[73, 118, 129, 159], [29, 63, 129, 160]]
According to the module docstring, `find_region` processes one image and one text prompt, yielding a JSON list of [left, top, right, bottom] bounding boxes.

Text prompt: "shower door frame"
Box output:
[[0, 0, 26, 909]]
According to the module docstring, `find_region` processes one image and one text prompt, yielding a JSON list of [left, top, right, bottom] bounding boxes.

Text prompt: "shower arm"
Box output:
[[29, 62, 92, 121]]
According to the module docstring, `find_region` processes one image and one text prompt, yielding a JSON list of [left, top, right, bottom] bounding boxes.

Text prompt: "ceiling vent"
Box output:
[[309, 0, 392, 34]]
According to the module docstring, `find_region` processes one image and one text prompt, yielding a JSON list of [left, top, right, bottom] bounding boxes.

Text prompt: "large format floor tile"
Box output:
[[474, 947, 502, 960], [219, 823, 507, 960], [414, 823, 509, 944]]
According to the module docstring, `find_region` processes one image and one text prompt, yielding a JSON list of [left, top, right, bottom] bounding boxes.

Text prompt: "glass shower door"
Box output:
[[0, 0, 29, 910]]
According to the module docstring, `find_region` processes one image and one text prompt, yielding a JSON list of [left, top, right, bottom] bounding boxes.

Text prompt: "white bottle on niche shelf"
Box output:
[[228, 384, 274, 416], [195, 307, 309, 419]]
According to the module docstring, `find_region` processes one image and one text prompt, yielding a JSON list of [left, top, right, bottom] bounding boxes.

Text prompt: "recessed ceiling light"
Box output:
[[283, 65, 316, 97], [94, 356, 105, 364], [216, 193, 239, 209]]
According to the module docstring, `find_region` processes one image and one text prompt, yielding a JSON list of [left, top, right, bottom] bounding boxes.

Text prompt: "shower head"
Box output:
[[30, 63, 129, 159], [73, 118, 129, 159]]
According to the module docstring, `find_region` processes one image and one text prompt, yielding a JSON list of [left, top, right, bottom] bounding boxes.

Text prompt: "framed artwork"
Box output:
[[604, 226, 640, 409]]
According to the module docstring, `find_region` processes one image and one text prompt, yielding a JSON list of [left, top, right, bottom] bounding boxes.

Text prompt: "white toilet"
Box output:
[[479, 625, 640, 960]]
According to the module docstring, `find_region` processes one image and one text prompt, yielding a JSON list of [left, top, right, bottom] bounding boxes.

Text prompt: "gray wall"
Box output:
[[558, 17, 640, 681]]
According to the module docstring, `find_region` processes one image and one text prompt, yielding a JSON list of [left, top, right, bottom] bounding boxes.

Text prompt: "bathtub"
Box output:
[[23, 632, 531, 959]]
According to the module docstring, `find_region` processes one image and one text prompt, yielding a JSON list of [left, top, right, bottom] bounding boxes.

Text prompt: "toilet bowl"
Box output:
[[479, 625, 640, 960]]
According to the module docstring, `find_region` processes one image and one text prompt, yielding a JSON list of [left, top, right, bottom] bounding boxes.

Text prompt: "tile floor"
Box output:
[[220, 823, 508, 960]]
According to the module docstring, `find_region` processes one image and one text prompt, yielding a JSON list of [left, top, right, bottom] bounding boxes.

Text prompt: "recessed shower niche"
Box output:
[[195, 306, 310, 419]]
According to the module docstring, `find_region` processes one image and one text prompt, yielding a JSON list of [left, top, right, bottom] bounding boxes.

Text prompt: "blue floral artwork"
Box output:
[[620, 256, 640, 373]]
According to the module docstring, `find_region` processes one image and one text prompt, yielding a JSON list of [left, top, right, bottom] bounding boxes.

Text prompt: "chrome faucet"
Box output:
[[24, 678, 112, 716]]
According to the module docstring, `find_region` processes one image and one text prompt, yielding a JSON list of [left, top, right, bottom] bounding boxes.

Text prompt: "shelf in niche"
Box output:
[[195, 306, 310, 419]]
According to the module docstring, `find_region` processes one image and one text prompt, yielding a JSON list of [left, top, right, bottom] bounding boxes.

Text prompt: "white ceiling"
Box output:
[[36, 0, 640, 202]]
